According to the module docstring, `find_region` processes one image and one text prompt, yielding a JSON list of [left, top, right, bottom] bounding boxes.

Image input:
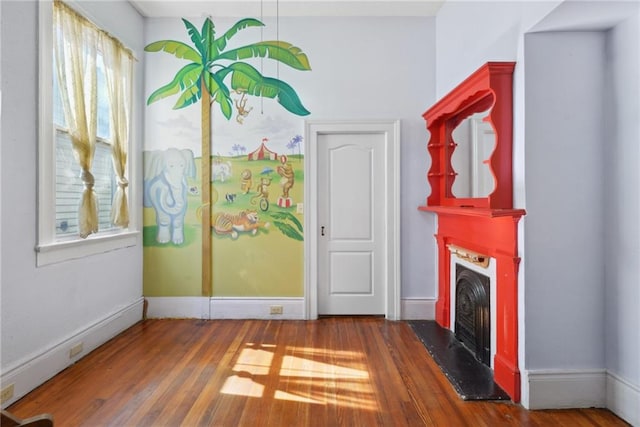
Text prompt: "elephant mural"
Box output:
[[144, 148, 196, 245]]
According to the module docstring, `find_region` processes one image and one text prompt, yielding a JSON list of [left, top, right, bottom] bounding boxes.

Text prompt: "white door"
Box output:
[[305, 121, 400, 319]]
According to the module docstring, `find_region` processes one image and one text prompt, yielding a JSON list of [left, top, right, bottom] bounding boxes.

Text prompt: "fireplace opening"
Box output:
[[454, 264, 491, 366]]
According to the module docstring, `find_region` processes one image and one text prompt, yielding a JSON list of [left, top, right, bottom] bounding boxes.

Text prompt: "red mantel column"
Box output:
[[493, 252, 522, 402], [435, 234, 451, 328]]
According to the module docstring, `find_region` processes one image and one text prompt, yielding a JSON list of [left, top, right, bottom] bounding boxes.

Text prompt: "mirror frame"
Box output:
[[423, 62, 515, 209]]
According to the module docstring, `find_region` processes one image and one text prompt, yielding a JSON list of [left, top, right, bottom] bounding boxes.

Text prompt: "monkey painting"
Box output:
[[250, 177, 271, 205], [234, 90, 252, 124], [277, 162, 295, 199]]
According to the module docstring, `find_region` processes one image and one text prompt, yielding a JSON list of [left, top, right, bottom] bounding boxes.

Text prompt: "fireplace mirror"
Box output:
[[422, 62, 515, 209], [450, 104, 495, 199]]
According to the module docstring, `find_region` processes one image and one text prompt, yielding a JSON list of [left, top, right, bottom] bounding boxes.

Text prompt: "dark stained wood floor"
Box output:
[[8, 318, 629, 426]]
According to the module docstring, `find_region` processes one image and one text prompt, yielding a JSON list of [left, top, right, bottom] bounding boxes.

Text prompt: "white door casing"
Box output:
[[304, 120, 400, 320]]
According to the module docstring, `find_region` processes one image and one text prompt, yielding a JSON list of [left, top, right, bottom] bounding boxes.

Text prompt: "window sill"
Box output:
[[36, 230, 140, 267]]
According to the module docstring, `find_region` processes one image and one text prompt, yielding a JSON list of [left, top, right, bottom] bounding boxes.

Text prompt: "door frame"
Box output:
[[304, 120, 401, 320]]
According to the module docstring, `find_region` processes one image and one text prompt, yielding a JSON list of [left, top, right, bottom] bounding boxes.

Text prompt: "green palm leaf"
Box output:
[[273, 221, 304, 241], [203, 70, 233, 120], [228, 63, 310, 116], [213, 90, 233, 120], [147, 63, 204, 106], [214, 18, 264, 54], [144, 40, 201, 63], [173, 79, 201, 109], [270, 211, 303, 233], [201, 18, 218, 59], [182, 18, 205, 59], [218, 41, 311, 71]]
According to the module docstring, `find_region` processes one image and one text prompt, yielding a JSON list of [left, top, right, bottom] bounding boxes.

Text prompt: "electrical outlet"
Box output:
[[270, 305, 283, 315], [69, 342, 83, 358], [1, 383, 14, 403], [296, 203, 303, 214]]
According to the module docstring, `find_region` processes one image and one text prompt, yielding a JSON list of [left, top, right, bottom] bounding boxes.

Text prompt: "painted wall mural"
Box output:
[[143, 16, 310, 298]]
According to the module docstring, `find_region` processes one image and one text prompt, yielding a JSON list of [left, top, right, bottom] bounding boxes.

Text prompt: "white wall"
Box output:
[[524, 31, 606, 370], [435, 0, 639, 418], [0, 0, 144, 406], [603, 12, 640, 424]]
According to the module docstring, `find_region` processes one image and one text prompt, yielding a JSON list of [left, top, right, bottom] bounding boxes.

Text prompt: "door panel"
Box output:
[[318, 132, 385, 315]]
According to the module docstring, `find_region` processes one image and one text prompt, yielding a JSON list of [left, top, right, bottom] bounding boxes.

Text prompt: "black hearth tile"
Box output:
[[408, 320, 511, 401]]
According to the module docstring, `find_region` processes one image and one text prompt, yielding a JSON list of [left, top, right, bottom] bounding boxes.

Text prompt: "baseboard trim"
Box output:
[[145, 296, 210, 319], [525, 369, 606, 409], [210, 297, 305, 319], [145, 297, 306, 320], [607, 371, 639, 426], [146, 297, 433, 320], [401, 298, 436, 320], [1, 298, 143, 408]]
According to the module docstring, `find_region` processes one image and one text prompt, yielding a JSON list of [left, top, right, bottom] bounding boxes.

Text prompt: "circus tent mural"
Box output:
[[248, 138, 278, 161]]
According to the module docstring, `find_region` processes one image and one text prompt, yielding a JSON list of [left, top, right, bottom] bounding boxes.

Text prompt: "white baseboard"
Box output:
[[145, 297, 306, 320], [607, 371, 640, 426], [145, 296, 210, 319], [401, 298, 436, 320], [148, 297, 429, 320], [525, 369, 607, 409], [1, 298, 143, 408], [210, 297, 305, 319]]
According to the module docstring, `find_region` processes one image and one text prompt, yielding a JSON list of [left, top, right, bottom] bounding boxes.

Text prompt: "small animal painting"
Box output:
[[212, 210, 269, 239], [251, 177, 272, 205], [277, 162, 295, 198], [240, 169, 252, 194], [225, 193, 237, 203], [212, 161, 232, 182]]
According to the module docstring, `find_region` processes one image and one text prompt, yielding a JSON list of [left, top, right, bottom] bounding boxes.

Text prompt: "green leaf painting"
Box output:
[[145, 16, 311, 117]]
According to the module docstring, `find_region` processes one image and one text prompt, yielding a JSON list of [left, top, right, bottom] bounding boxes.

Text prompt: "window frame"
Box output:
[[37, 0, 138, 267]]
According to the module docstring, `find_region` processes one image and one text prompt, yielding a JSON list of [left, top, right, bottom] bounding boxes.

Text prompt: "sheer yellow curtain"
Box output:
[[53, 0, 99, 238], [101, 35, 133, 228]]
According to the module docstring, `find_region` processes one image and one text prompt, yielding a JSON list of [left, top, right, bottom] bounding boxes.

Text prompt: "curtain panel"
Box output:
[[53, 0, 134, 237]]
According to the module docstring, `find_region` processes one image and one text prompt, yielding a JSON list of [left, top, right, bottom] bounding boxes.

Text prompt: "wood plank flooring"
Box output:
[[7, 318, 629, 426]]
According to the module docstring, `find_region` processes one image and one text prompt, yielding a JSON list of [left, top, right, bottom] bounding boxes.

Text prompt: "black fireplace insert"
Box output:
[[454, 264, 491, 366]]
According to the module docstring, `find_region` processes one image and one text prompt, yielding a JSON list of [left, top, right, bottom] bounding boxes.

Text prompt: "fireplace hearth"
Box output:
[[454, 264, 491, 366]]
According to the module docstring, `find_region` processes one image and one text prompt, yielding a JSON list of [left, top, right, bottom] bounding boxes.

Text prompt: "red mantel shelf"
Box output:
[[419, 205, 525, 218], [419, 62, 524, 402]]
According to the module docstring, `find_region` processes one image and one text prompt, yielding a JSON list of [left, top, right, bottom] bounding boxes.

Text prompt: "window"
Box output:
[[37, 0, 138, 265], [53, 51, 117, 237]]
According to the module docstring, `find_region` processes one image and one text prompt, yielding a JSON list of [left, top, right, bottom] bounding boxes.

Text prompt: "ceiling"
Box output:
[[128, 0, 446, 18]]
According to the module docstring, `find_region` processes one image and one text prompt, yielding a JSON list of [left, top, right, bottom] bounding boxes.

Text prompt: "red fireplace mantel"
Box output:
[[419, 205, 524, 402], [419, 62, 524, 402]]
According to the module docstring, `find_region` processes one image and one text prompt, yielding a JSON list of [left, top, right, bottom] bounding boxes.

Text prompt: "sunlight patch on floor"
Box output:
[[279, 354, 368, 379], [220, 374, 265, 398], [220, 344, 377, 410]]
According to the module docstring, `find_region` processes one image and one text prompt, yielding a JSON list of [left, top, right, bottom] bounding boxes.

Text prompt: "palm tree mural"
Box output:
[[145, 17, 311, 296], [287, 134, 303, 159]]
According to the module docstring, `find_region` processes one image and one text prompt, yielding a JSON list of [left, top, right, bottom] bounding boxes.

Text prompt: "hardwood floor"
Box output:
[[8, 318, 628, 426]]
